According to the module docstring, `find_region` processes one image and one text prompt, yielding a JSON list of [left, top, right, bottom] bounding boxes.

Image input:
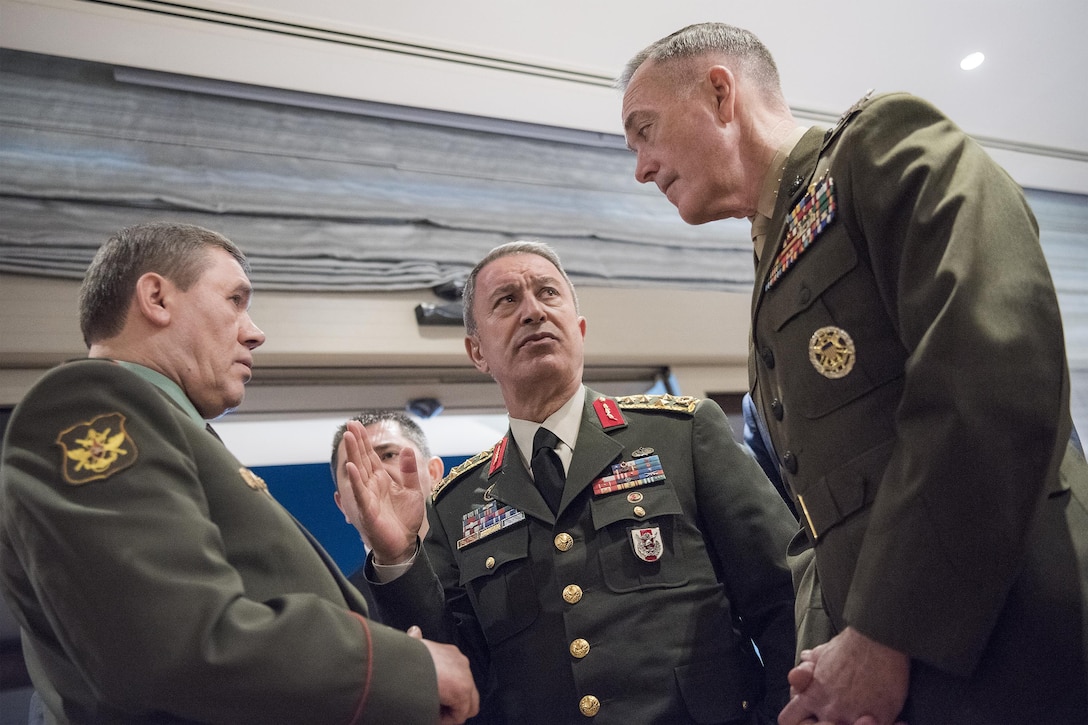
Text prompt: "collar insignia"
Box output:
[[239, 467, 269, 493], [593, 397, 627, 429]]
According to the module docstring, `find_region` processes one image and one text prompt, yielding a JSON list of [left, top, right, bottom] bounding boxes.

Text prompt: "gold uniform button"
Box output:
[[632, 505, 646, 517], [485, 556, 496, 569], [554, 532, 574, 551], [563, 584, 583, 604], [579, 695, 600, 717], [569, 638, 590, 658]]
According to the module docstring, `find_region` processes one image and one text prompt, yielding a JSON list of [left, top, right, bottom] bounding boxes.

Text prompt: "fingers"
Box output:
[[406, 625, 422, 639], [787, 659, 816, 691], [344, 420, 383, 480], [399, 445, 418, 477]]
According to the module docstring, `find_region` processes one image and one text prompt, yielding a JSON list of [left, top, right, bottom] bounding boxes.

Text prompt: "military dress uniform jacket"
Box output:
[[749, 92, 1088, 721], [370, 389, 798, 724], [0, 360, 439, 724]]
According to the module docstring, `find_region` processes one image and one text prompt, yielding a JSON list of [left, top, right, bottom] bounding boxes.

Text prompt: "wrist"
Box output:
[[373, 537, 419, 567]]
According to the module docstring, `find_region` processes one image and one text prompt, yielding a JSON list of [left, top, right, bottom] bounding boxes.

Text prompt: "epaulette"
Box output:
[[824, 88, 875, 146], [615, 393, 700, 415], [432, 446, 493, 502]]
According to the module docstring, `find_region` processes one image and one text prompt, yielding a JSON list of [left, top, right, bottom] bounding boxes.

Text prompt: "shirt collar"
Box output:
[[755, 124, 810, 220], [115, 361, 205, 425], [509, 384, 585, 471]]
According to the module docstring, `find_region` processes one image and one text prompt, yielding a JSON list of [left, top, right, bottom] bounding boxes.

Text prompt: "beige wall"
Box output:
[[0, 272, 753, 413]]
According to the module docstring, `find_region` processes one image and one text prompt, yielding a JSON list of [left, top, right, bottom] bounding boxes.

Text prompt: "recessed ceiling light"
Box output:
[[960, 52, 985, 71]]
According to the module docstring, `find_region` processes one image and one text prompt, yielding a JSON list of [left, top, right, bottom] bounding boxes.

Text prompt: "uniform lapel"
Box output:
[[484, 390, 626, 522], [752, 127, 826, 318], [486, 432, 556, 524], [562, 390, 624, 511]]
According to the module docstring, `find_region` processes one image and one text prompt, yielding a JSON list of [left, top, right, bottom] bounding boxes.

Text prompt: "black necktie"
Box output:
[[531, 427, 565, 514]]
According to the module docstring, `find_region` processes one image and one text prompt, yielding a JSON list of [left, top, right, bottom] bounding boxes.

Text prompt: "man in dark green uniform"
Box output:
[[0, 222, 478, 724], [619, 22, 1088, 725], [340, 241, 798, 723]]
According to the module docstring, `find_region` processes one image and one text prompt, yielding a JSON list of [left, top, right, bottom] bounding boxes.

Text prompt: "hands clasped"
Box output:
[[778, 627, 909, 725]]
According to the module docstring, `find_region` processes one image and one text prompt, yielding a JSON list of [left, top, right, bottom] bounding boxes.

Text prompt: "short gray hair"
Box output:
[[618, 22, 781, 92], [462, 241, 579, 336]]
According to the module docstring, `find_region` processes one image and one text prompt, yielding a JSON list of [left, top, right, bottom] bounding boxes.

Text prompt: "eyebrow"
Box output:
[[622, 111, 649, 151]]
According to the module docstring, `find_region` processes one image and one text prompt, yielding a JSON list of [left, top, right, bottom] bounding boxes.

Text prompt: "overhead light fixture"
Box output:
[[960, 52, 985, 71]]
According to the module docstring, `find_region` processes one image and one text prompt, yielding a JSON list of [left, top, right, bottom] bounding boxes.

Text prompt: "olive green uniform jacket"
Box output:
[[0, 359, 439, 724], [371, 389, 797, 724], [750, 92, 1088, 722]]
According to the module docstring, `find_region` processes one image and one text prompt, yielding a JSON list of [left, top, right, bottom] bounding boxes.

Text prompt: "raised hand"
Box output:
[[342, 419, 426, 565]]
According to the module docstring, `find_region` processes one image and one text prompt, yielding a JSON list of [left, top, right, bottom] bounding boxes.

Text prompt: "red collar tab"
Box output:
[[593, 396, 627, 429], [488, 435, 509, 477]]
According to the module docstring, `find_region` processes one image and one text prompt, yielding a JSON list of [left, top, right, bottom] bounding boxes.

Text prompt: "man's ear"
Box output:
[[707, 65, 737, 125], [465, 335, 489, 374], [133, 272, 171, 327], [426, 456, 445, 493], [332, 490, 350, 523]]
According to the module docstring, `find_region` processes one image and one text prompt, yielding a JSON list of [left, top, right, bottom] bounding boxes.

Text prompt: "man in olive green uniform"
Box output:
[[340, 241, 798, 723], [620, 22, 1088, 725], [0, 222, 477, 724]]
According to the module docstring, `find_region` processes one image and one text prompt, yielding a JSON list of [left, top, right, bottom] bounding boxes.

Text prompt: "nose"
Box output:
[[242, 314, 266, 350], [519, 294, 547, 325], [633, 151, 657, 185]]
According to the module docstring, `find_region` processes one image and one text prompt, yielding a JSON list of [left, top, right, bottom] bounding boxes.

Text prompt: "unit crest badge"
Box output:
[[56, 412, 138, 485]]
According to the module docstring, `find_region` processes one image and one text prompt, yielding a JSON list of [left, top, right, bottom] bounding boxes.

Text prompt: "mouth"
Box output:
[[518, 332, 558, 349], [659, 177, 678, 203]]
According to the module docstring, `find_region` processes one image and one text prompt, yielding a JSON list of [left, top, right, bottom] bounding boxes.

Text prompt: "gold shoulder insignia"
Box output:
[[239, 467, 270, 495], [56, 412, 138, 485], [432, 446, 494, 502], [615, 393, 700, 415]]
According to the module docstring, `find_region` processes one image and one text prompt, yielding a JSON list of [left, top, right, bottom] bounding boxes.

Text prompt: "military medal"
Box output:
[[457, 500, 526, 549], [809, 325, 856, 378], [592, 454, 665, 495], [629, 525, 663, 562], [766, 174, 837, 290]]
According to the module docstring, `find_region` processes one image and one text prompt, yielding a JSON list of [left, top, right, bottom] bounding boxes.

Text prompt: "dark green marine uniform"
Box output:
[[750, 92, 1088, 722]]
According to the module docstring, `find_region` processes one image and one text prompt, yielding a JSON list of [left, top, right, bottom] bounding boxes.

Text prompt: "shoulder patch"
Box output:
[[615, 393, 700, 415], [432, 446, 494, 502], [56, 412, 138, 485]]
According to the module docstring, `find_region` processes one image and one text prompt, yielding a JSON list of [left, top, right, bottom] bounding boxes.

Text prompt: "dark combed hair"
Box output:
[[78, 222, 248, 347], [329, 410, 432, 485]]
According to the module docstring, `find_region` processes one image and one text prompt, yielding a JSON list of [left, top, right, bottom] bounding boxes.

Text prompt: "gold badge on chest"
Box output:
[[809, 326, 856, 379]]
